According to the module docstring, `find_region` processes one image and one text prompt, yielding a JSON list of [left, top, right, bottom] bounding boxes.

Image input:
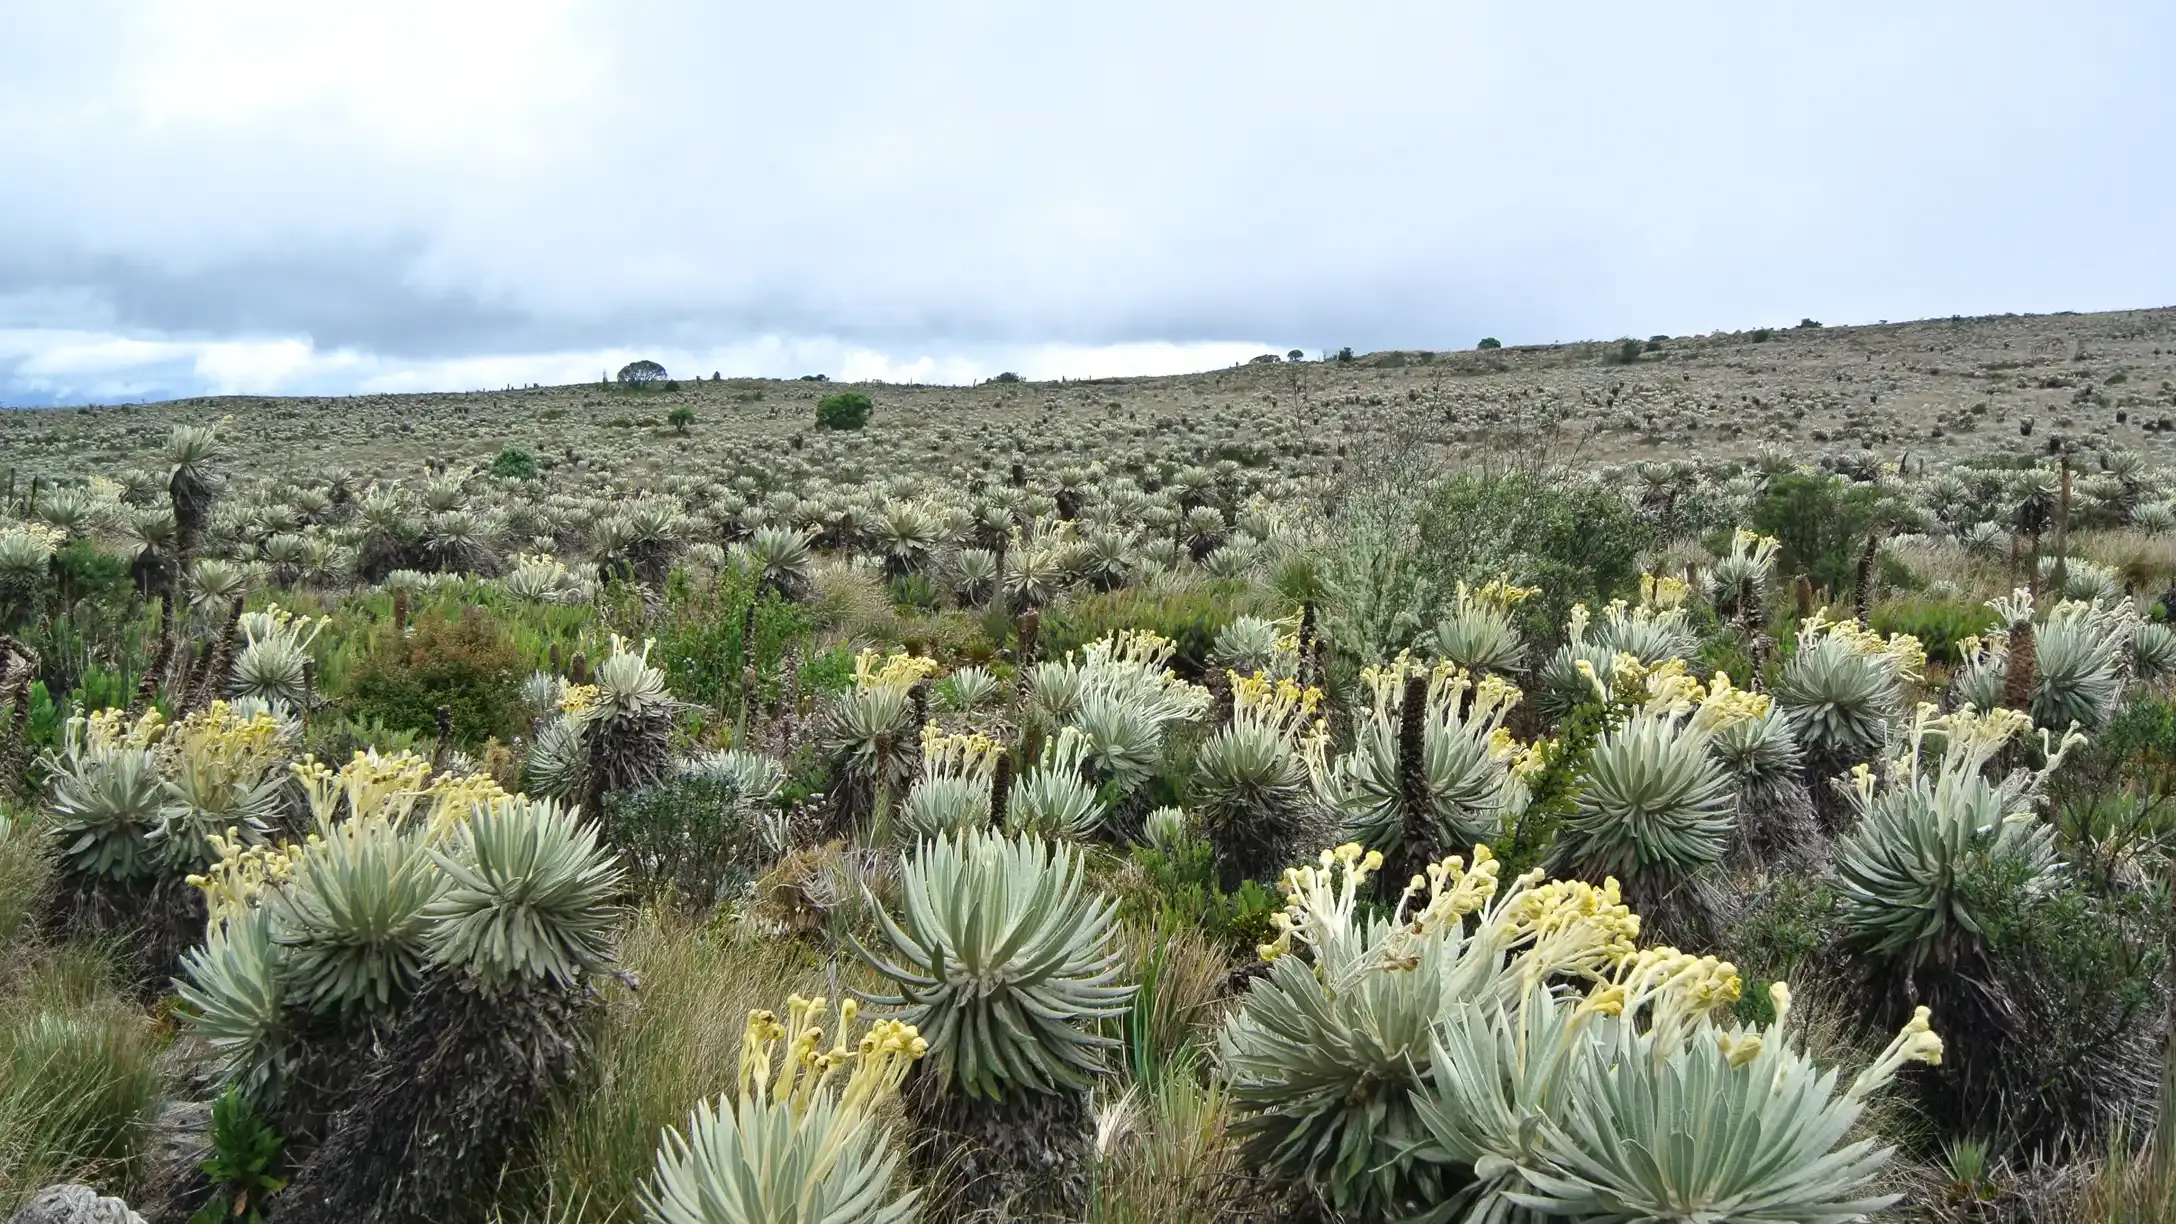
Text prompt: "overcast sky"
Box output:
[[2, 2, 2170, 405]]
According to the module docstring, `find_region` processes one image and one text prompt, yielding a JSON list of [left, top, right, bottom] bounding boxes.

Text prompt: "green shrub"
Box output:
[[665, 406, 694, 434], [1602, 337, 1642, 365], [600, 773, 773, 910], [1871, 597, 2000, 665], [814, 391, 872, 431], [487, 447, 538, 481], [1115, 838, 1282, 957], [1415, 470, 1656, 652], [1749, 471, 1880, 595], [1042, 582, 1267, 675], [189, 1087, 285, 1224], [1476, 337, 1501, 350], [340, 607, 526, 744]]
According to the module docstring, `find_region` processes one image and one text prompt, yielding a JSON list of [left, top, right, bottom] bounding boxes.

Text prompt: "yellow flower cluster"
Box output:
[[852, 648, 941, 693], [1800, 610, 1927, 681], [1394, 844, 1503, 937], [1229, 670, 1323, 739], [293, 748, 438, 830], [421, 771, 511, 842], [1501, 873, 1644, 986], [185, 826, 305, 919], [1581, 945, 1743, 1050], [78, 707, 168, 755], [160, 702, 286, 794], [1467, 576, 1542, 610], [1638, 572, 1691, 611], [738, 994, 928, 1120], [1258, 842, 1383, 962], [918, 725, 1002, 779], [1105, 628, 1177, 670], [558, 683, 602, 716], [1729, 527, 1783, 571], [1848, 1004, 1945, 1100]]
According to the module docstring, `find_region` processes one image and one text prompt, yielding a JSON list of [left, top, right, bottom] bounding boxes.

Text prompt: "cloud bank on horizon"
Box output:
[[2, 1, 2170, 405]]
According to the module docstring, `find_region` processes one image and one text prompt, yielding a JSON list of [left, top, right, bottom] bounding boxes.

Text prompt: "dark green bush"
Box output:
[[814, 391, 872, 431], [1870, 597, 2000, 665], [340, 607, 525, 744], [666, 407, 694, 434], [1748, 471, 1880, 596], [601, 774, 772, 911], [1602, 337, 1642, 365], [1476, 337, 1502, 350], [1042, 582, 1267, 676], [1116, 839, 1281, 958], [488, 447, 538, 481], [1415, 470, 1656, 651]]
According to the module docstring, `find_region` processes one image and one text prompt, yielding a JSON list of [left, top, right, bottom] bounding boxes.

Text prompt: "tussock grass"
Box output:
[[508, 907, 857, 1223]]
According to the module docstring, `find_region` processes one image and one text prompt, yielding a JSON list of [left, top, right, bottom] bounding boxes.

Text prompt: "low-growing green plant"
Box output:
[[189, 1086, 286, 1224], [815, 391, 873, 431]]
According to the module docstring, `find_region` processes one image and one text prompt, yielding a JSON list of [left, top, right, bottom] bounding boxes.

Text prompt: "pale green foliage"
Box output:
[[2137, 619, 2176, 681], [1005, 727, 1106, 838], [176, 908, 288, 1105], [268, 815, 444, 1015], [1707, 705, 1803, 786], [1427, 597, 1527, 677], [1209, 616, 1292, 679], [40, 723, 165, 881], [1954, 595, 2134, 734], [1310, 666, 1526, 861], [856, 830, 1132, 1098], [642, 1092, 918, 1224], [1773, 630, 1908, 762], [426, 796, 626, 986], [1834, 706, 2064, 969], [1504, 1008, 1915, 1222], [1026, 632, 1208, 796], [1557, 711, 1735, 879], [228, 608, 323, 707]]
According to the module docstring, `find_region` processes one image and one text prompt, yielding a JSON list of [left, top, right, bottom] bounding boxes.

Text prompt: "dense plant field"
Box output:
[[3, 395, 2176, 1223]]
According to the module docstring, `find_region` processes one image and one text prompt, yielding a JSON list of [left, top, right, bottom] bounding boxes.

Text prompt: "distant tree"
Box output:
[[1797, 318, 1823, 329], [711, 371, 722, 380], [616, 359, 667, 388], [799, 374, 830, 382], [991, 371, 1022, 383], [1751, 328, 1774, 343], [1603, 337, 1642, 366], [1335, 346, 1355, 362], [816, 391, 873, 431], [1477, 337, 1502, 350], [1287, 349, 1304, 362], [1250, 353, 1281, 364], [667, 406, 695, 435]]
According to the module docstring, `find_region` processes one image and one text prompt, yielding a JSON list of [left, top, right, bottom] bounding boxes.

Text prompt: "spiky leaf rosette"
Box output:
[[1219, 843, 1643, 1221], [426, 796, 625, 987], [1024, 631, 1209, 796], [40, 709, 169, 881], [1193, 672, 1328, 881], [1004, 728, 1106, 839], [822, 651, 937, 812], [1492, 987, 1943, 1223], [578, 635, 679, 802], [228, 604, 323, 708], [1834, 706, 2066, 972], [1772, 613, 1920, 765], [1955, 591, 2133, 735], [177, 906, 289, 1106], [153, 701, 291, 872], [1426, 579, 1540, 677], [1208, 615, 1298, 680], [855, 830, 1132, 1099], [524, 713, 586, 801], [267, 814, 445, 1016], [643, 996, 928, 1224], [1707, 703, 1802, 787], [1556, 710, 1735, 881], [2133, 619, 2176, 682], [1308, 660, 1528, 873], [899, 729, 998, 838], [1537, 593, 1696, 719]]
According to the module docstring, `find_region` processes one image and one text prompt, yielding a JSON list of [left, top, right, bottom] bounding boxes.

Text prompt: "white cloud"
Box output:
[[1, 1, 2171, 405]]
